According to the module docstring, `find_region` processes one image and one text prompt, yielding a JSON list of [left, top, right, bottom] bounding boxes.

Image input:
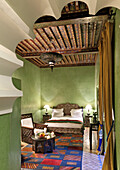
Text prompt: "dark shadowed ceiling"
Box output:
[[16, 1, 110, 68]]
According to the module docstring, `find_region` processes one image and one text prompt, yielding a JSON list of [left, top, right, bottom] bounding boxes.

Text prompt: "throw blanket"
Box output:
[[47, 119, 83, 124]]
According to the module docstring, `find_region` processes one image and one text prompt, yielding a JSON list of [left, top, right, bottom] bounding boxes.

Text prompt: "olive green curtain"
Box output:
[[96, 36, 103, 154], [98, 22, 114, 170]]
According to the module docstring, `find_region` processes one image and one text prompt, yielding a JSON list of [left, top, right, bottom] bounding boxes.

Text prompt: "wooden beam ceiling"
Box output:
[[15, 1, 109, 69]]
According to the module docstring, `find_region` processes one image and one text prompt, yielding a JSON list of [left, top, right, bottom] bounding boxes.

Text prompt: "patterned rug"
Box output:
[[21, 134, 83, 170]]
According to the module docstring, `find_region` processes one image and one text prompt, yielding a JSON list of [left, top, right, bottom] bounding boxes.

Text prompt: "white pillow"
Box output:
[[70, 109, 83, 118], [21, 118, 33, 128], [52, 108, 64, 117]]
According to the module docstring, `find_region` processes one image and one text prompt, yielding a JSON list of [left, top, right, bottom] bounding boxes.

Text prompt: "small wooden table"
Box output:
[[90, 122, 99, 150], [32, 135, 55, 153]]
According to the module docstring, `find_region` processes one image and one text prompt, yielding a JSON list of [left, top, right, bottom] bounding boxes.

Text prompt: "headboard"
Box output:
[[53, 103, 83, 116]]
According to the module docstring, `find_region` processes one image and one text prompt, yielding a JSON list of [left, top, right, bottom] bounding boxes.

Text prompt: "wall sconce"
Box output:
[[44, 105, 50, 115], [85, 104, 92, 116]]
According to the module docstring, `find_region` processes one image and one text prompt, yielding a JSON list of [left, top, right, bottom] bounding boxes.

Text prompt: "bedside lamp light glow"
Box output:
[[86, 104, 92, 113], [44, 105, 50, 113]]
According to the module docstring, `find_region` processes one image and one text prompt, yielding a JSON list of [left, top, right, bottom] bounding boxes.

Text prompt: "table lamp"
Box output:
[[44, 105, 50, 115], [86, 104, 92, 116]]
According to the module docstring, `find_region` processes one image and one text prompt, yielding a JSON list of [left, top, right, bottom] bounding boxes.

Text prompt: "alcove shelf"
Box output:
[[0, 45, 23, 115], [0, 45, 23, 76]]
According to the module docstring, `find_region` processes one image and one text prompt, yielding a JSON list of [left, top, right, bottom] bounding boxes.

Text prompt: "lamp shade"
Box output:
[[85, 104, 92, 112], [44, 105, 50, 110]]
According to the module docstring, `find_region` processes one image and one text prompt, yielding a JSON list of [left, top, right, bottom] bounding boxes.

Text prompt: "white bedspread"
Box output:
[[45, 116, 83, 129]]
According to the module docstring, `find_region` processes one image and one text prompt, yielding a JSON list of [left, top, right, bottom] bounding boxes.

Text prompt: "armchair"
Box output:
[[21, 113, 47, 144]]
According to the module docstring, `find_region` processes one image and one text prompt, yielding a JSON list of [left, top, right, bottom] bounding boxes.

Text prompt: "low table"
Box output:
[[31, 135, 55, 153]]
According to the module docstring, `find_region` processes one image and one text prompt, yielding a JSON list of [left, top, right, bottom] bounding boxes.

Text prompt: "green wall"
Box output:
[[3, 54, 42, 170], [9, 98, 21, 170], [41, 66, 95, 115], [13, 58, 95, 121], [13, 55, 42, 122], [0, 86, 21, 170], [0, 113, 11, 170], [95, 55, 100, 111], [115, 9, 120, 169]]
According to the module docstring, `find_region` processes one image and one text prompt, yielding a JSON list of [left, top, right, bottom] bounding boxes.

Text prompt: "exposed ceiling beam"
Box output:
[[40, 62, 95, 68], [34, 15, 108, 29], [23, 50, 99, 59]]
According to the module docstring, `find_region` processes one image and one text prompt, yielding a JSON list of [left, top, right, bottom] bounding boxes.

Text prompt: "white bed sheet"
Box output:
[[45, 116, 83, 129]]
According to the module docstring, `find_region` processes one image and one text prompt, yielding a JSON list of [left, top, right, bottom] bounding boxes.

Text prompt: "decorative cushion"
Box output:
[[52, 108, 64, 117], [70, 109, 83, 118], [21, 118, 33, 128]]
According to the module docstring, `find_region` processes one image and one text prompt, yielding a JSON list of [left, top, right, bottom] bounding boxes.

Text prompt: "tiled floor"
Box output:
[[21, 127, 104, 170], [83, 127, 98, 153], [82, 152, 104, 170], [82, 127, 104, 170]]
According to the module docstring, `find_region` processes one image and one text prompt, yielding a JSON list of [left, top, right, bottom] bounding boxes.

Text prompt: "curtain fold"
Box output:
[[96, 37, 103, 154], [98, 22, 114, 170]]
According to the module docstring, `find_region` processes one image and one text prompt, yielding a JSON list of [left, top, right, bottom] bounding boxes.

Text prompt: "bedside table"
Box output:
[[43, 114, 51, 123], [90, 122, 99, 150], [84, 115, 92, 127]]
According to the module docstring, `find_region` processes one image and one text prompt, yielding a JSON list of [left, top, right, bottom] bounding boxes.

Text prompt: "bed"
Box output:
[[45, 103, 84, 134]]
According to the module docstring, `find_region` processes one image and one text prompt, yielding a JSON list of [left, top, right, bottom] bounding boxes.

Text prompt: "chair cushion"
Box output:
[[21, 117, 33, 128]]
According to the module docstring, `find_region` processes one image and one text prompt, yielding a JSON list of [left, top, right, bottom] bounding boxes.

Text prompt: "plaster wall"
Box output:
[[41, 66, 95, 116], [0, 88, 21, 170], [0, 114, 10, 170], [95, 55, 100, 111], [13, 55, 42, 123], [9, 98, 21, 170]]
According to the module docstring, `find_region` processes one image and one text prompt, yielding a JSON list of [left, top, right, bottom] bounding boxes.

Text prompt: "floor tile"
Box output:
[[82, 127, 104, 170]]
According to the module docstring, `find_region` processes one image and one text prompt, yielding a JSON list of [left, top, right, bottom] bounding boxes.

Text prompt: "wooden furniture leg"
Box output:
[[90, 124, 92, 150]]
